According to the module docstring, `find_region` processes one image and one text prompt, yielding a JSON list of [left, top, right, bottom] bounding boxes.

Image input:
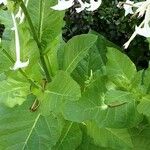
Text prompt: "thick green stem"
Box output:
[[20, 0, 52, 82]]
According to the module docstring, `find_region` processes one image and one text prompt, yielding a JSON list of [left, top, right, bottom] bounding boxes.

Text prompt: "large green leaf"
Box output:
[[63, 76, 142, 128], [52, 121, 82, 150], [106, 47, 137, 89], [40, 71, 81, 115], [0, 77, 30, 107], [62, 34, 97, 74], [86, 122, 133, 149], [27, 0, 64, 50], [0, 96, 64, 150]]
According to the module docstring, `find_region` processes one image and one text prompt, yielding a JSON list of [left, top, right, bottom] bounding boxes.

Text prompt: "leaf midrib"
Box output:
[[22, 113, 41, 150]]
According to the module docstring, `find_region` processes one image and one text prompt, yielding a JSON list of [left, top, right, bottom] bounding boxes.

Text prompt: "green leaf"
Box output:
[[41, 71, 81, 115], [137, 96, 150, 116], [129, 126, 150, 150], [106, 47, 137, 88], [86, 122, 133, 149], [27, 0, 64, 50], [52, 122, 82, 150], [62, 34, 97, 74], [105, 90, 133, 106], [0, 78, 30, 107], [142, 68, 150, 94], [63, 76, 142, 128], [0, 96, 64, 149]]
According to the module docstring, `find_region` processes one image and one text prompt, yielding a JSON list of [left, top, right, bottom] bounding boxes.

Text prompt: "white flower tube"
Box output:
[[51, 0, 74, 10], [11, 13, 29, 70], [51, 0, 102, 12], [86, 0, 102, 11], [118, 0, 150, 48], [75, 0, 90, 13]]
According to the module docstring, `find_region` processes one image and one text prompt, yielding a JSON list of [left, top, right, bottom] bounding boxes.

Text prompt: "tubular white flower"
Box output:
[[51, 0, 74, 11], [86, 0, 102, 11], [135, 5, 150, 37], [11, 13, 29, 70], [75, 0, 90, 13], [123, 0, 134, 16], [51, 0, 102, 12], [124, 21, 144, 49], [118, 0, 150, 48]]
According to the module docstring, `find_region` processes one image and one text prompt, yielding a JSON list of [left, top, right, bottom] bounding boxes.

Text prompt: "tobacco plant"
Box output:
[[0, 0, 150, 150]]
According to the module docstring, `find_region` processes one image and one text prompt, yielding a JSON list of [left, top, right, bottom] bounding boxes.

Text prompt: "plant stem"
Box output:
[[20, 0, 52, 82]]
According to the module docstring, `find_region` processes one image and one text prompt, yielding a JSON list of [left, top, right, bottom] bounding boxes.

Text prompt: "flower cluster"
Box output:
[[118, 0, 150, 49], [51, 0, 102, 13]]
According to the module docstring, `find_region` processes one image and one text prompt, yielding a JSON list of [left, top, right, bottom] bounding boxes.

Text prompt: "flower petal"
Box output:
[[51, 0, 74, 11], [136, 26, 150, 38], [11, 59, 29, 70], [86, 0, 102, 11]]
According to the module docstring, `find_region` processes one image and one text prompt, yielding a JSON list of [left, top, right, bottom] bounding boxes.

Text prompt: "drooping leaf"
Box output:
[[0, 96, 64, 150], [52, 121, 82, 150], [40, 71, 81, 115]]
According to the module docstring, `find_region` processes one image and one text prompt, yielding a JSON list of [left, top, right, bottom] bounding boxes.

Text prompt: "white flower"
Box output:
[[75, 0, 90, 13], [135, 4, 150, 37], [51, 0, 101, 12], [11, 13, 29, 70], [86, 0, 102, 11], [118, 0, 150, 48], [51, 0, 74, 11], [123, 0, 134, 16], [0, 0, 7, 5]]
